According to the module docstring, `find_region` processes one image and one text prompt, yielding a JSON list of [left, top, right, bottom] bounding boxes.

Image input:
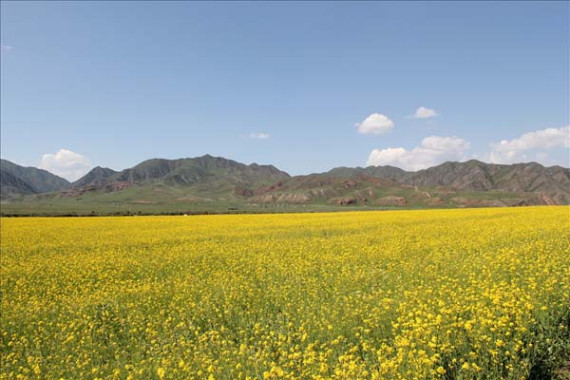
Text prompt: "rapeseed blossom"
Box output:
[[1, 207, 569, 379]]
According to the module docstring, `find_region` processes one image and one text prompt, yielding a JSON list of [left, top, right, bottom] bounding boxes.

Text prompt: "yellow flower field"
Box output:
[[1, 207, 569, 379]]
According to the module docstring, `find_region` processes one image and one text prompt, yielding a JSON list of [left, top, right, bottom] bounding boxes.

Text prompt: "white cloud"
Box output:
[[357, 113, 394, 135], [0, 44, 12, 52], [367, 136, 470, 171], [40, 149, 92, 181], [414, 106, 437, 119], [535, 152, 549, 162], [489, 126, 570, 164], [249, 132, 270, 139]]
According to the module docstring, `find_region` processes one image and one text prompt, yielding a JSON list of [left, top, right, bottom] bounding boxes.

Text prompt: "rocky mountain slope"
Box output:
[[0, 159, 70, 198], [0, 170, 38, 198], [57, 155, 290, 200], [244, 159, 568, 206], [107, 155, 289, 187], [71, 167, 117, 188], [1, 155, 568, 210], [316, 160, 570, 204], [404, 160, 569, 197]]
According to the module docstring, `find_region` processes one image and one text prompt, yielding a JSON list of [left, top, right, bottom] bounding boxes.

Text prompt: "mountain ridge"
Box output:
[[0, 159, 70, 198], [72, 166, 117, 188], [1, 155, 569, 212]]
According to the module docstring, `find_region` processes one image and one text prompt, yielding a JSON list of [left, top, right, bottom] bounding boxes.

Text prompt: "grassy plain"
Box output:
[[0, 181, 528, 217], [1, 207, 569, 379]]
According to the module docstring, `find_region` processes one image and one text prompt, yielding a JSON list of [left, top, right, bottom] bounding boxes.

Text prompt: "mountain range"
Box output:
[[1, 155, 568, 215], [0, 159, 71, 197]]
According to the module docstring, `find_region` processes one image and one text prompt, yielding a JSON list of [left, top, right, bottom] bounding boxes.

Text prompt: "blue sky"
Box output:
[[1, 1, 568, 180]]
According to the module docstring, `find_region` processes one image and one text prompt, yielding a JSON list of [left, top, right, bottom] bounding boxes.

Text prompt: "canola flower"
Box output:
[[1, 206, 569, 379]]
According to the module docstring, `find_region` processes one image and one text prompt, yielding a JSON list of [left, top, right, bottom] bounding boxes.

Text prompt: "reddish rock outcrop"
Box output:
[[337, 197, 358, 206]]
